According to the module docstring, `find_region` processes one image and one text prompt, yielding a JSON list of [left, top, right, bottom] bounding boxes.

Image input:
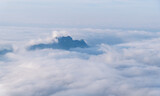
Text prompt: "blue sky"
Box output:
[[0, 0, 160, 29]]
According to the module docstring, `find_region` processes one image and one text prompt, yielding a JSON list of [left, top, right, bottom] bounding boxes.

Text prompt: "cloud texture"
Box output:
[[0, 27, 160, 96]]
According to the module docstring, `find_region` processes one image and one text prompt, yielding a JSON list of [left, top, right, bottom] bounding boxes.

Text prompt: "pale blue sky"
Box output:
[[0, 0, 160, 30]]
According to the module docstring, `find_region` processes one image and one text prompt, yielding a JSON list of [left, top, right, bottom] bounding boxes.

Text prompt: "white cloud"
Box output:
[[0, 27, 160, 96]]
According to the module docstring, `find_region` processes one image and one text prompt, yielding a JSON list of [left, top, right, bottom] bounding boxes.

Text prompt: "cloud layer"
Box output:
[[0, 27, 160, 96]]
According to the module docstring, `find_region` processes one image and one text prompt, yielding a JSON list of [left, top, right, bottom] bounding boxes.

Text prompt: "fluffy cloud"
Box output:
[[0, 27, 160, 96]]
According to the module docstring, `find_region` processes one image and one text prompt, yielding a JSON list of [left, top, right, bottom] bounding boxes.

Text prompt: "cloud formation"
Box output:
[[0, 27, 160, 96]]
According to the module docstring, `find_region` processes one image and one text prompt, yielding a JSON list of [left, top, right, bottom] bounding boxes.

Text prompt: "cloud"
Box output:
[[0, 45, 13, 57], [0, 27, 160, 96], [0, 49, 12, 56]]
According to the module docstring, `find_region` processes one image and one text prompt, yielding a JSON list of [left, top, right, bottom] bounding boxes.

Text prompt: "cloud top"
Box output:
[[0, 27, 160, 96]]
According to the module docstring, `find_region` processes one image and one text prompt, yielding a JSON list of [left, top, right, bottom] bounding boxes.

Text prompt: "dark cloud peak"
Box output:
[[28, 36, 89, 50]]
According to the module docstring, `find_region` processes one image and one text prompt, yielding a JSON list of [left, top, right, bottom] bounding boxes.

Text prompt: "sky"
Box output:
[[0, 0, 160, 30]]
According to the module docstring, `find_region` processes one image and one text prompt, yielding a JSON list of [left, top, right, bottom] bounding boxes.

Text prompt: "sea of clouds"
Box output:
[[0, 26, 160, 96]]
